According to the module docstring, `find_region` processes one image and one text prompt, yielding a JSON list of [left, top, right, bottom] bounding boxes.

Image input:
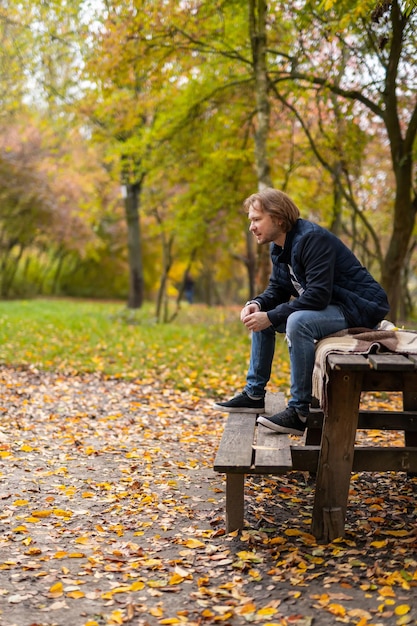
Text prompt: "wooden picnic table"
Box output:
[[214, 352, 417, 542], [311, 352, 417, 542]]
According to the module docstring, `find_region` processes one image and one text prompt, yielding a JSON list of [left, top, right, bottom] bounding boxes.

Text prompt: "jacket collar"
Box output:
[[270, 220, 299, 263]]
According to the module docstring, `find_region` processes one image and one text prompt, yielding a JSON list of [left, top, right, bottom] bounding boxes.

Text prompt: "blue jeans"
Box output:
[[244, 306, 349, 415]]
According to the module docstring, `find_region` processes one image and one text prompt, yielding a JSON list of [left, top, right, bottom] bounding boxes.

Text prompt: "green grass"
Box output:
[[0, 298, 290, 398]]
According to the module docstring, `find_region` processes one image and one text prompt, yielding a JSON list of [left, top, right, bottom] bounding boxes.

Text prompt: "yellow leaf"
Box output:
[[184, 538, 205, 549], [20, 444, 33, 452], [13, 526, 28, 533], [49, 581, 64, 597], [169, 573, 184, 585], [379, 586, 396, 598], [108, 610, 124, 625], [328, 603, 346, 617], [160, 619, 180, 625], [24, 547, 42, 555], [69, 553, 85, 559], [236, 551, 261, 562], [149, 607, 164, 617], [237, 603, 256, 615], [257, 607, 277, 617], [53, 508, 73, 518], [269, 536, 286, 545], [213, 612, 233, 621], [130, 581, 145, 591], [13, 500, 29, 506], [31, 510, 51, 518], [53, 551, 68, 559], [395, 605, 410, 615], [66, 590, 85, 599], [81, 492, 94, 498], [111, 586, 131, 594], [101, 591, 114, 600], [25, 517, 40, 523], [371, 540, 388, 548]]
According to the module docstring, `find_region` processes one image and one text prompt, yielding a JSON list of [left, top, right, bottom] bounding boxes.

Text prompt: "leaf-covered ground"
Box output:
[[0, 366, 416, 626]]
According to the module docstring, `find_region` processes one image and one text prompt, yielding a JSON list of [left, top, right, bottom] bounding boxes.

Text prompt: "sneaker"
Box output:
[[257, 406, 307, 435], [213, 391, 265, 413]]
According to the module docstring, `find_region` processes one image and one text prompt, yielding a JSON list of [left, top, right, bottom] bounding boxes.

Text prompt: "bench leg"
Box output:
[[225, 473, 245, 532]]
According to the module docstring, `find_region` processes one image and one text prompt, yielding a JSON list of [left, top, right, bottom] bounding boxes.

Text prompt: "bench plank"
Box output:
[[352, 447, 417, 472], [368, 354, 416, 370], [292, 445, 417, 472], [291, 445, 319, 472], [358, 410, 417, 431], [309, 409, 417, 431], [327, 354, 369, 370], [254, 427, 293, 472], [213, 413, 256, 472]]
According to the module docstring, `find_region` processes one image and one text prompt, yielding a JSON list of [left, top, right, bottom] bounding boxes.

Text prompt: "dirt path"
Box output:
[[0, 366, 416, 626]]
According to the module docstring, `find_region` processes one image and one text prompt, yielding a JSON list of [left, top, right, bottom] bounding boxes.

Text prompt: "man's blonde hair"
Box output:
[[243, 188, 300, 233]]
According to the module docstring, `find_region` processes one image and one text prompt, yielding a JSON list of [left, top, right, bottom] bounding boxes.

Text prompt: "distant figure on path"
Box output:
[[214, 188, 389, 435], [184, 272, 195, 304]]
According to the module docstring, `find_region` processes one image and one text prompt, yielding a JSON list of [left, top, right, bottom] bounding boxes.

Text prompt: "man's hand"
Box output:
[[241, 308, 272, 331], [240, 302, 260, 321]]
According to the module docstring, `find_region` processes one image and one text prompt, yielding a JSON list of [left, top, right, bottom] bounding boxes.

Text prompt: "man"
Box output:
[[214, 188, 390, 435]]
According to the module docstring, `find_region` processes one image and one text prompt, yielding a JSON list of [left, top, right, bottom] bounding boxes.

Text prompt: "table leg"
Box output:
[[404, 390, 417, 478], [404, 390, 417, 448], [311, 369, 362, 542]]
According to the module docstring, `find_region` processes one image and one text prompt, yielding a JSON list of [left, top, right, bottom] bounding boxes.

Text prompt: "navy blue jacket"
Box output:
[[254, 219, 390, 329]]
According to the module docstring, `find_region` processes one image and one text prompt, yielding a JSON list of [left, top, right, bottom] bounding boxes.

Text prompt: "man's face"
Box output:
[[248, 201, 284, 245]]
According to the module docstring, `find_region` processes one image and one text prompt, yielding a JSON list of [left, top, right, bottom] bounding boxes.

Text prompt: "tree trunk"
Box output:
[[123, 179, 145, 309], [155, 232, 174, 323], [246, 230, 257, 299], [381, 165, 415, 322], [379, 0, 417, 323], [248, 0, 273, 292]]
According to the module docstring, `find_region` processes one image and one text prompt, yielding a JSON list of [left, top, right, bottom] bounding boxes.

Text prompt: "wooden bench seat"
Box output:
[[213, 393, 293, 532], [214, 351, 417, 539]]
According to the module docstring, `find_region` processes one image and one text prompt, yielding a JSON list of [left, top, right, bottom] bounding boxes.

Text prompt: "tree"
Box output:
[[147, 0, 416, 318], [80, 1, 176, 309], [0, 115, 111, 297], [270, 0, 417, 321]]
